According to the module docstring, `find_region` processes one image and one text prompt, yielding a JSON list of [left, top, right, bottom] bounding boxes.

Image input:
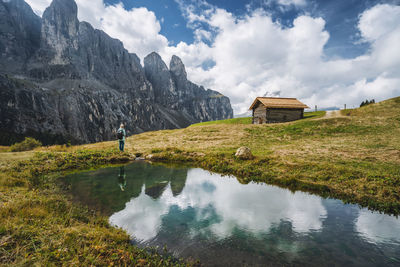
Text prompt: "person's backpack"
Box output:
[[117, 129, 124, 140]]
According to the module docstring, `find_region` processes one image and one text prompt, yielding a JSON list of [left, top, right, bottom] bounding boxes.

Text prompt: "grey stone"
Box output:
[[145, 154, 154, 160], [235, 147, 253, 160]]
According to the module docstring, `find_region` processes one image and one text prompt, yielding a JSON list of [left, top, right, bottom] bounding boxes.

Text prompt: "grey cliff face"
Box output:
[[40, 0, 79, 65], [0, 0, 41, 73], [170, 55, 187, 80], [144, 53, 234, 123], [144, 52, 177, 108], [0, 0, 233, 145]]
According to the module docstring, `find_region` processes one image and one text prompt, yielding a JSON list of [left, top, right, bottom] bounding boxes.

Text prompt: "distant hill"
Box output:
[[234, 111, 251, 118]]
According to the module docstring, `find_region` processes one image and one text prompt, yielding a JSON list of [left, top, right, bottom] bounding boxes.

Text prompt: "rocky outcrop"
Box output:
[[144, 53, 233, 123], [0, 74, 192, 145], [0, 0, 41, 73], [0, 0, 233, 145], [144, 52, 175, 106], [29, 0, 153, 100]]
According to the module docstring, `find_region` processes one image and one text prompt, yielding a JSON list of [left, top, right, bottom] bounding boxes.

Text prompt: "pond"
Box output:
[[63, 162, 400, 266]]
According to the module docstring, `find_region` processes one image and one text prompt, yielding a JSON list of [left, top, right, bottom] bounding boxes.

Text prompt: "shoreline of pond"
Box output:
[[143, 151, 400, 216], [1, 147, 399, 265], [63, 161, 400, 266], [0, 150, 193, 266]]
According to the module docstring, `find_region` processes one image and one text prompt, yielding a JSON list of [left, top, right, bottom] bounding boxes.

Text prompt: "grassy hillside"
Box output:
[[73, 98, 399, 214], [0, 97, 399, 265]]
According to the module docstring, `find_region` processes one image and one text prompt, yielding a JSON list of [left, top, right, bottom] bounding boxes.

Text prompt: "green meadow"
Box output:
[[1, 97, 399, 265]]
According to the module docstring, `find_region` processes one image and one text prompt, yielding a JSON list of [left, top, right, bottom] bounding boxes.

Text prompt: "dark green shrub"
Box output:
[[360, 99, 375, 107], [10, 137, 42, 152]]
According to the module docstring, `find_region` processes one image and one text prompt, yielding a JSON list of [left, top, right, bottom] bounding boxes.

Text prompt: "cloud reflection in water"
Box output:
[[356, 209, 400, 244], [109, 168, 327, 241]]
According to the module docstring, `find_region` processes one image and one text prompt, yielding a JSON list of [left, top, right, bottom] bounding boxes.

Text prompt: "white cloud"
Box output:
[[358, 4, 400, 42], [23, 1, 400, 114], [165, 3, 400, 113], [277, 0, 307, 7], [88, 3, 168, 59], [25, 0, 51, 16]]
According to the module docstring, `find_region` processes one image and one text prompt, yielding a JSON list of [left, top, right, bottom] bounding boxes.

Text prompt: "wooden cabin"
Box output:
[[249, 97, 309, 124]]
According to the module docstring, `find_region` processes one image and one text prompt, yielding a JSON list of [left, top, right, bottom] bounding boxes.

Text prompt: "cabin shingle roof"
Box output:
[[249, 97, 309, 110]]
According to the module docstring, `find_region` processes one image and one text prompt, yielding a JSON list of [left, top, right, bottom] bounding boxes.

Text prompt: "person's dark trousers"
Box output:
[[119, 140, 125, 151]]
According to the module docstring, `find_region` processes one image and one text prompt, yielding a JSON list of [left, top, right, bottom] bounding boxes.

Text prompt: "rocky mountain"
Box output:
[[0, 0, 41, 73], [0, 0, 233, 145], [144, 53, 232, 123]]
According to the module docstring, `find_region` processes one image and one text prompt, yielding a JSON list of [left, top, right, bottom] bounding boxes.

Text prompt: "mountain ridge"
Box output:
[[0, 0, 233, 145]]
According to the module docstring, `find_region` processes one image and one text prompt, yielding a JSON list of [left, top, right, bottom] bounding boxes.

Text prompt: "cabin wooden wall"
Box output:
[[253, 104, 267, 124], [252, 106, 304, 124], [266, 108, 303, 123]]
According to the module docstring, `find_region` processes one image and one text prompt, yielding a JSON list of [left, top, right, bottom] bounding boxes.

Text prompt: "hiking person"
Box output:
[[117, 124, 126, 151]]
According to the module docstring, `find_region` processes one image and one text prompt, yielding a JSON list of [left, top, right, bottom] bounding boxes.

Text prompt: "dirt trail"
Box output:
[[325, 110, 340, 118], [314, 110, 344, 120]]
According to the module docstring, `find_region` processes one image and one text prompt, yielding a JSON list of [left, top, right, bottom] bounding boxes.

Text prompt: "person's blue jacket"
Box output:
[[118, 128, 126, 142]]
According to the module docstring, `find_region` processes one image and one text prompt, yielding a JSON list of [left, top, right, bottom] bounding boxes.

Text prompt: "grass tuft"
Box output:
[[9, 137, 42, 152]]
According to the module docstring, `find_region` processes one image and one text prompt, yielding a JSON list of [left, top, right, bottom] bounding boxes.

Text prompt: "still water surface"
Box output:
[[64, 162, 400, 266]]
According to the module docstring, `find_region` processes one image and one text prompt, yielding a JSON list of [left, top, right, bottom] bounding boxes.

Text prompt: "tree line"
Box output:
[[360, 99, 375, 107]]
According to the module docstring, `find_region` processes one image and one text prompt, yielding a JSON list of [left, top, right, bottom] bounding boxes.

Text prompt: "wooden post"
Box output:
[[315, 105, 317, 112]]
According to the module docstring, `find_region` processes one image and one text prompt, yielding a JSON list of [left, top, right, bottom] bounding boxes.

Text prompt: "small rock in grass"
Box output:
[[235, 147, 253, 160]]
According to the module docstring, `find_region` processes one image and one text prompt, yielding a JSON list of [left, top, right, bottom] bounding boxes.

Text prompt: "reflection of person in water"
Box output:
[[117, 166, 126, 191]]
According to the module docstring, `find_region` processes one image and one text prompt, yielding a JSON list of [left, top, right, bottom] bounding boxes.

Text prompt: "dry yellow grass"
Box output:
[[0, 151, 36, 168], [38, 98, 400, 171]]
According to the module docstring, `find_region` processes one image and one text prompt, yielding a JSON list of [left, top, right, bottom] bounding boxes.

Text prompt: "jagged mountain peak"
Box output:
[[170, 55, 187, 79], [144, 52, 168, 72], [42, 0, 79, 37], [40, 0, 79, 65], [43, 0, 78, 24], [45, 0, 78, 15]]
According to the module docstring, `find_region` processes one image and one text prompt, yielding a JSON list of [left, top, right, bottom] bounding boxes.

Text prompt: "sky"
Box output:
[[25, 0, 400, 114]]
